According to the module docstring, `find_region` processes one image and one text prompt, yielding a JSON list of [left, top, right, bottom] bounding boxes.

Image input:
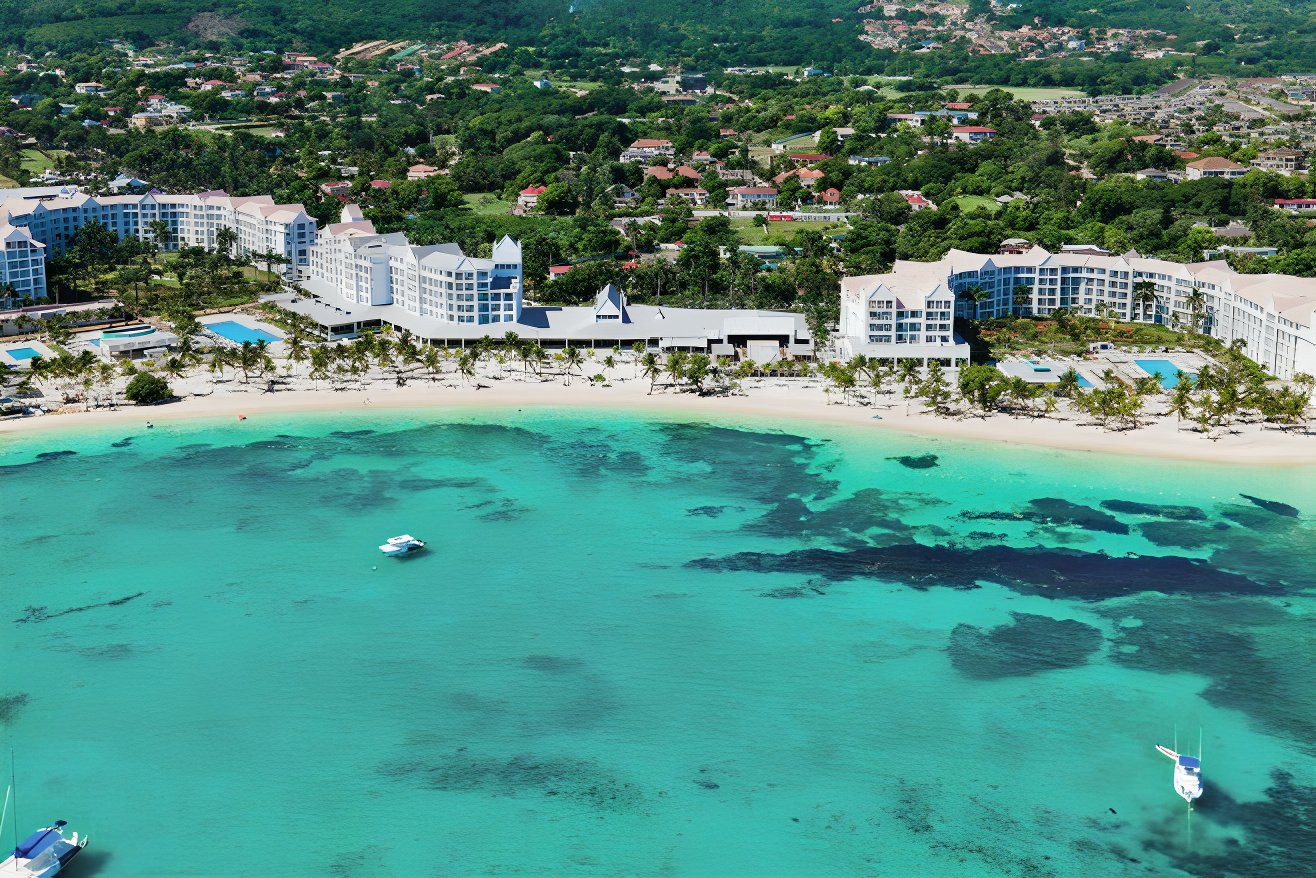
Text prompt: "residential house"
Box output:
[[1275, 198, 1316, 214], [622, 139, 675, 162], [514, 185, 547, 214], [817, 188, 843, 207], [951, 126, 997, 143], [407, 164, 441, 180], [1251, 148, 1305, 175], [667, 187, 710, 206], [470, 83, 500, 93], [728, 186, 778, 210], [74, 82, 108, 95], [1185, 157, 1247, 180], [899, 190, 936, 211], [319, 181, 352, 198]]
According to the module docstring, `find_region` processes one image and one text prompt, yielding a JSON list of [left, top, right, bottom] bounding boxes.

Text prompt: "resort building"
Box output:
[[840, 246, 1316, 379], [0, 224, 47, 302], [0, 190, 317, 280], [300, 206, 523, 326], [284, 225, 812, 357]]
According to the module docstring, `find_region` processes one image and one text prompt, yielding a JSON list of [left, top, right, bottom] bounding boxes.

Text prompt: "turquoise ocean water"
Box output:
[[2, 408, 1314, 877]]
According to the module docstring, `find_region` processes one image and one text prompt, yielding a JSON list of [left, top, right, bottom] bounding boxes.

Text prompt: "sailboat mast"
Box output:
[[9, 749, 16, 870]]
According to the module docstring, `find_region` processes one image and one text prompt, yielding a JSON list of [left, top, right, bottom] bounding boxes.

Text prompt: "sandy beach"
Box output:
[[5, 368, 1316, 465]]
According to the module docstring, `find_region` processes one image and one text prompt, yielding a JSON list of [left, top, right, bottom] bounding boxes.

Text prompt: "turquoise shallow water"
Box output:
[[3, 408, 1315, 877]]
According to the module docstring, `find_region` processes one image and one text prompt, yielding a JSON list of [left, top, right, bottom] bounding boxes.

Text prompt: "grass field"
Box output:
[[941, 85, 1085, 101], [951, 195, 1001, 213], [464, 193, 513, 216], [20, 149, 67, 174], [0, 174, 18, 189], [731, 217, 847, 245]]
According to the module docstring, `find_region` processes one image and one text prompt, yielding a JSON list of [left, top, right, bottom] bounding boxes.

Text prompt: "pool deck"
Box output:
[[2, 339, 56, 367]]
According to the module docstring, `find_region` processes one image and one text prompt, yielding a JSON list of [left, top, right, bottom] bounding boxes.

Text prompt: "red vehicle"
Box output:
[[766, 213, 794, 221]]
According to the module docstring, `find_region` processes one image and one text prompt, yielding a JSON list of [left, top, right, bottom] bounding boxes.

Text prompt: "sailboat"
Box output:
[[1155, 728, 1203, 805], [0, 820, 88, 877], [1, 754, 88, 876]]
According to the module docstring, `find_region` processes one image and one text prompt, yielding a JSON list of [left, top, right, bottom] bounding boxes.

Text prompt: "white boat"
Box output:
[[1155, 744, 1203, 805], [378, 534, 426, 557], [0, 820, 88, 877]]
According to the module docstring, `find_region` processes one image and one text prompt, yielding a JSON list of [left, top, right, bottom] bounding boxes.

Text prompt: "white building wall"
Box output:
[[0, 192, 316, 281], [842, 249, 1316, 379]]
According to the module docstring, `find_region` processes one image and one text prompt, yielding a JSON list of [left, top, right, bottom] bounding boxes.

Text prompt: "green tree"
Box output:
[[124, 372, 173, 405]]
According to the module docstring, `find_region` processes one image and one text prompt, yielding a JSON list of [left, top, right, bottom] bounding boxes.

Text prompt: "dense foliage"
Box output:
[[2, 0, 1314, 83], [123, 371, 172, 404]]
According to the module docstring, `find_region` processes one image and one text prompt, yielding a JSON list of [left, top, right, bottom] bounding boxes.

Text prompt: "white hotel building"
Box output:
[[840, 245, 1316, 379], [0, 190, 317, 303], [300, 206, 523, 328], [0, 224, 47, 301]]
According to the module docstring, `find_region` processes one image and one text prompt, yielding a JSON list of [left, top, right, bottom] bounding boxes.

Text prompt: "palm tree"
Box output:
[[529, 342, 548, 379], [640, 352, 661, 394], [285, 333, 310, 370], [258, 249, 289, 281], [1185, 287, 1207, 333], [866, 367, 884, 406], [664, 351, 688, 390], [631, 341, 646, 377], [1132, 281, 1157, 322], [1012, 284, 1033, 317], [420, 345, 443, 382], [561, 346, 583, 385], [959, 286, 992, 322], [1167, 376, 1194, 429], [456, 351, 476, 385], [308, 346, 331, 388]]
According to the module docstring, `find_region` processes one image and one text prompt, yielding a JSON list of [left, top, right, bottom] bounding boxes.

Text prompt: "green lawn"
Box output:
[[20, 149, 66, 174], [951, 195, 1001, 213], [731, 217, 847, 245], [941, 85, 1085, 101], [464, 193, 513, 216]]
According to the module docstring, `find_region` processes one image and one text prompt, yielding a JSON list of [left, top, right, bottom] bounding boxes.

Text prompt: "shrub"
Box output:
[[124, 372, 173, 405]]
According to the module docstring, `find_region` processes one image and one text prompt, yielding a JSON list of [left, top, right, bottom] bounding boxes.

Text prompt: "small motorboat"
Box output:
[[1155, 744, 1203, 805], [1, 820, 88, 877], [378, 534, 426, 557]]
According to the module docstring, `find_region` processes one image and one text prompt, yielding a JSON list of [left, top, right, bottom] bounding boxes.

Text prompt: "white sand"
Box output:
[[4, 360, 1315, 465]]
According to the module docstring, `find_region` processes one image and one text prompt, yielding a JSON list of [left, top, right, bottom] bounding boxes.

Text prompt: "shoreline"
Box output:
[[4, 376, 1316, 465]]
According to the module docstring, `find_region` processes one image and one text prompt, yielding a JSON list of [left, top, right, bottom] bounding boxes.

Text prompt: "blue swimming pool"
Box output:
[[5, 347, 41, 360], [1076, 374, 1093, 388], [206, 320, 280, 344], [1135, 359, 1194, 389]]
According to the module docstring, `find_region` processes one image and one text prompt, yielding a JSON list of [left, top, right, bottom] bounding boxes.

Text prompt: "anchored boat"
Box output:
[[1, 820, 88, 877], [379, 534, 427, 557], [1155, 743, 1203, 805]]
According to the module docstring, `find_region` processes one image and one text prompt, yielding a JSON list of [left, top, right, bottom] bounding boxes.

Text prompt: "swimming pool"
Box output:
[[5, 347, 41, 360], [1135, 359, 1194, 389], [1076, 374, 1093, 388], [206, 320, 281, 344], [101, 326, 156, 339]]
